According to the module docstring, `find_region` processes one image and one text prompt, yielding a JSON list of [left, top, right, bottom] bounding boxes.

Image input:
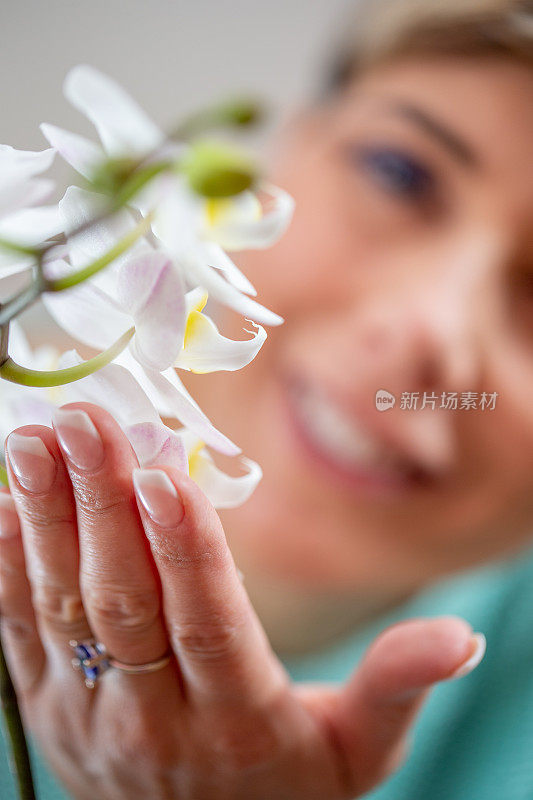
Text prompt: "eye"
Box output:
[[347, 145, 436, 203]]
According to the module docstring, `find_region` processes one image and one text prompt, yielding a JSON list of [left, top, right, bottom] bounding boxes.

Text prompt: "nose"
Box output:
[[356, 228, 505, 397]]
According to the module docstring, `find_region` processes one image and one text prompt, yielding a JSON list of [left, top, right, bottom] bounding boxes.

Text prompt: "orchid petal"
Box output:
[[0, 252, 33, 277], [0, 323, 59, 439], [148, 181, 258, 297], [0, 178, 54, 218], [186, 440, 262, 508], [58, 352, 188, 470], [203, 190, 260, 232], [0, 205, 62, 245], [59, 185, 150, 297], [185, 286, 208, 314], [0, 145, 55, 189], [187, 257, 283, 326], [205, 185, 294, 251], [116, 348, 240, 456], [6, 320, 41, 367], [176, 311, 266, 373], [43, 270, 132, 351], [150, 177, 202, 256], [59, 350, 161, 427], [64, 65, 164, 158], [117, 253, 186, 370], [125, 422, 188, 471], [200, 240, 257, 295], [40, 123, 104, 180]]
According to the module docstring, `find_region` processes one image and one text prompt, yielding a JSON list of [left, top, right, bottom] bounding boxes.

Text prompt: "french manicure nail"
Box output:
[[133, 468, 185, 528], [7, 433, 56, 493], [449, 633, 486, 680], [0, 494, 19, 538], [53, 409, 104, 471]]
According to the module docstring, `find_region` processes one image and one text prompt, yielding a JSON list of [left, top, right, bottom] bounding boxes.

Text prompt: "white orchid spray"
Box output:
[[0, 145, 62, 280], [0, 65, 293, 800]]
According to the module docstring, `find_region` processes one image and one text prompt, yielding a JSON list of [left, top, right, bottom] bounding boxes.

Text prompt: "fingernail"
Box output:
[[0, 494, 19, 538], [53, 409, 104, 471], [7, 433, 56, 493], [133, 468, 185, 528], [448, 633, 486, 680]]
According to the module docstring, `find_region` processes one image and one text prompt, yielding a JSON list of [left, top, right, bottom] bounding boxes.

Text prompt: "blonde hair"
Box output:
[[325, 0, 533, 92]]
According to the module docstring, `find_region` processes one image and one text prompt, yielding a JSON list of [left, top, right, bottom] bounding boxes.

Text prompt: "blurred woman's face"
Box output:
[[185, 57, 533, 599]]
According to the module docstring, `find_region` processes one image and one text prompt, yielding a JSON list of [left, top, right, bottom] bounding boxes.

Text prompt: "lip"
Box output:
[[279, 370, 434, 498]]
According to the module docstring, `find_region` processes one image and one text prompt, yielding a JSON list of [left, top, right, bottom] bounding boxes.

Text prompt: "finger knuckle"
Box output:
[[16, 505, 76, 536], [151, 536, 226, 573], [170, 613, 244, 662], [34, 584, 86, 630], [73, 478, 132, 520], [0, 557, 23, 583], [0, 616, 36, 644], [86, 585, 160, 633]]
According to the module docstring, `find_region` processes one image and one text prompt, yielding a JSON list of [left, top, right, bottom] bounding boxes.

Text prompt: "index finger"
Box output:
[[132, 466, 288, 709]]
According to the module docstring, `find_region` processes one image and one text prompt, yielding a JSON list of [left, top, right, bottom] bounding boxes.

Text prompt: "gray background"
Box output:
[[1, 0, 353, 149]]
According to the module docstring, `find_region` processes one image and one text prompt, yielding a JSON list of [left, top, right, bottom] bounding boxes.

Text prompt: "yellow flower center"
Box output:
[[188, 439, 205, 477], [183, 291, 208, 348]]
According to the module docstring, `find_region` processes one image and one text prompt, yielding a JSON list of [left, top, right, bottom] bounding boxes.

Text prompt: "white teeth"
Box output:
[[290, 380, 407, 476]]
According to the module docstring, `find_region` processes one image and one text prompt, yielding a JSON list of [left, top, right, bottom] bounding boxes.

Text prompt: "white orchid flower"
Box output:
[[175, 286, 266, 374], [3, 322, 260, 508], [0, 144, 55, 218], [43, 186, 187, 372], [144, 176, 292, 325], [0, 144, 62, 277], [41, 186, 265, 454], [177, 428, 262, 509], [40, 64, 292, 325]]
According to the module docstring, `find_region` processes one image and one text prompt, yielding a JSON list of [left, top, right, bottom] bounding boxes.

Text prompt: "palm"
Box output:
[[0, 404, 481, 800]]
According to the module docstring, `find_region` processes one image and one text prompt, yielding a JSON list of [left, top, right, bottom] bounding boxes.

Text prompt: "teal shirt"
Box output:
[[3, 547, 533, 800]]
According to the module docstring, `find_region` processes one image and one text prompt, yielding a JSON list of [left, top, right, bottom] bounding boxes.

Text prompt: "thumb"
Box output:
[[331, 616, 485, 796]]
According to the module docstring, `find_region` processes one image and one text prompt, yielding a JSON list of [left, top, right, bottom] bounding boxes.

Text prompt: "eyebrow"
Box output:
[[388, 102, 480, 168]]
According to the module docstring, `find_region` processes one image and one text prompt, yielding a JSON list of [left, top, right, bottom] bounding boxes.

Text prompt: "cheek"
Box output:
[[443, 408, 533, 556], [236, 168, 358, 316]]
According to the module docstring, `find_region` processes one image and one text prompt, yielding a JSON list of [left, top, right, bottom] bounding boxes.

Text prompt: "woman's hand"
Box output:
[[0, 403, 483, 800]]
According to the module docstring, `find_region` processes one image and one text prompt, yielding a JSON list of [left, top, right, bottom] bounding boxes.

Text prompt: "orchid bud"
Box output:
[[218, 99, 262, 127], [172, 98, 263, 140], [181, 141, 258, 198]]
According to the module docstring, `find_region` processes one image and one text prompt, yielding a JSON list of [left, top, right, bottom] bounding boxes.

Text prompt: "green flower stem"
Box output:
[[110, 161, 173, 210], [0, 239, 42, 258], [0, 280, 44, 328], [171, 98, 262, 140], [0, 465, 7, 486], [0, 638, 36, 799], [45, 214, 153, 293], [0, 327, 134, 387], [0, 206, 154, 327]]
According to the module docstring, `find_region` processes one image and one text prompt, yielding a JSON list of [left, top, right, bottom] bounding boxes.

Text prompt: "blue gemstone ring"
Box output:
[[70, 639, 110, 688], [70, 639, 171, 688]]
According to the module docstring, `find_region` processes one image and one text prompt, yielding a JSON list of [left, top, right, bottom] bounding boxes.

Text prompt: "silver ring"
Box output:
[[70, 639, 171, 688]]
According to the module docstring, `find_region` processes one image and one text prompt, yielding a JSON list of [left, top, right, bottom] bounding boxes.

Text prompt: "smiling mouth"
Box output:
[[283, 372, 435, 494]]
